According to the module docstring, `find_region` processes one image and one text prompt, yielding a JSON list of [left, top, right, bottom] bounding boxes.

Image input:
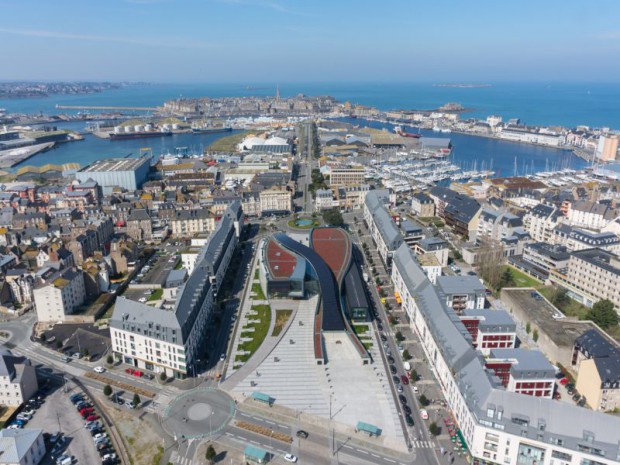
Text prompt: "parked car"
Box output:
[[401, 375, 409, 385], [124, 401, 136, 409], [396, 384, 403, 393], [296, 430, 309, 439], [284, 454, 298, 463], [93, 433, 108, 441], [94, 366, 106, 373], [412, 386, 419, 394], [405, 414, 415, 426], [60, 355, 71, 363], [72, 352, 82, 359], [86, 414, 100, 422], [392, 375, 401, 384], [70, 394, 84, 403], [398, 395, 408, 405], [389, 365, 397, 374], [403, 405, 412, 414]]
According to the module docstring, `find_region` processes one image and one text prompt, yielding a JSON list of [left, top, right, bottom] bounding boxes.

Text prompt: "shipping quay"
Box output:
[[0, 142, 55, 168], [55, 104, 158, 111]]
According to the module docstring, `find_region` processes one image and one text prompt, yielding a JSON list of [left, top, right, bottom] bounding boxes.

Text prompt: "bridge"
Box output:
[[55, 105, 158, 111]]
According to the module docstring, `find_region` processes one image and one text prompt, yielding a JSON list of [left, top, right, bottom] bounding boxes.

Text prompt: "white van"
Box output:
[[412, 386, 419, 394], [403, 362, 411, 371]]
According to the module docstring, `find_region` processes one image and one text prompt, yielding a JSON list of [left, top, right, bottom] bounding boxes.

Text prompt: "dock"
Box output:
[[55, 105, 158, 111], [0, 142, 55, 168]]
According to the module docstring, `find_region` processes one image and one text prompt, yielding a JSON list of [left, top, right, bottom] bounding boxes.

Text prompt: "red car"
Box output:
[[86, 414, 99, 422], [560, 378, 569, 385], [401, 375, 409, 385], [80, 407, 94, 415], [125, 367, 135, 375]]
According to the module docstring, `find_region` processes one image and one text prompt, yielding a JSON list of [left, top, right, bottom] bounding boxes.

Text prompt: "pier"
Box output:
[[0, 142, 55, 168], [55, 105, 158, 111]]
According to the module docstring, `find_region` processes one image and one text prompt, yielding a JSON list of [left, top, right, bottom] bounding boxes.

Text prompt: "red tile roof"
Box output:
[[265, 238, 297, 279], [311, 227, 351, 285]]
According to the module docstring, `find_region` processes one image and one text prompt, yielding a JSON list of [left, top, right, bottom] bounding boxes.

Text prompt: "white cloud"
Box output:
[[0, 28, 213, 49]]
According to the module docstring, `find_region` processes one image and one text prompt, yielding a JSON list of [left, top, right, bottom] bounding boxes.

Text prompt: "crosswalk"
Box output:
[[169, 451, 193, 465], [412, 439, 434, 449]]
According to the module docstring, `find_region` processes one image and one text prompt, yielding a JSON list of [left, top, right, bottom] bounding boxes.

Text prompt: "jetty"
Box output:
[[0, 142, 55, 168], [55, 104, 158, 111]]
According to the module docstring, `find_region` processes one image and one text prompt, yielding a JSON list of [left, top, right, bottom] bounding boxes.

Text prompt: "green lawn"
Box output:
[[148, 288, 163, 301], [237, 304, 271, 362], [254, 269, 259, 280], [207, 130, 251, 152], [251, 283, 266, 300], [505, 265, 543, 288], [352, 324, 369, 335]]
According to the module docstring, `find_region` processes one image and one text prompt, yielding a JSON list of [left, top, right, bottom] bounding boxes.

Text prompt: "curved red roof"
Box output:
[[265, 238, 297, 279], [310, 227, 352, 285]]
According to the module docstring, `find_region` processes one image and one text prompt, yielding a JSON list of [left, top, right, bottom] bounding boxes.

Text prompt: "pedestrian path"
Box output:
[[412, 439, 435, 449], [169, 451, 192, 465]]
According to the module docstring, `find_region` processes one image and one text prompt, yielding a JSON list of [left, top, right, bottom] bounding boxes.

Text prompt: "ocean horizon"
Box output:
[[1, 81, 620, 129]]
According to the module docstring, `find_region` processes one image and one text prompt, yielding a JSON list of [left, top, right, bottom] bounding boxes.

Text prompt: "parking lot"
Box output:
[[41, 324, 111, 362], [132, 250, 179, 286], [24, 381, 103, 465]]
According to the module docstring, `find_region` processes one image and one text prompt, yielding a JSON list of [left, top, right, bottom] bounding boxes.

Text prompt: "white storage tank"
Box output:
[[114, 126, 123, 134], [172, 123, 180, 130], [124, 125, 133, 133], [145, 124, 153, 131], [134, 125, 144, 132]]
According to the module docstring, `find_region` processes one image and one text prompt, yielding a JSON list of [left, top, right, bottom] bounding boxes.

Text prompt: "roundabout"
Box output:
[[161, 387, 235, 440], [287, 217, 320, 229]]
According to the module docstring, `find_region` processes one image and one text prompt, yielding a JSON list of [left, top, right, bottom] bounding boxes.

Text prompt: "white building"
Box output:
[[391, 243, 620, 465], [523, 203, 562, 242], [315, 189, 335, 211], [32, 268, 85, 323], [566, 201, 617, 230], [436, 275, 486, 313], [363, 190, 403, 269], [0, 349, 38, 407], [551, 223, 620, 254], [110, 202, 242, 378], [259, 187, 292, 215], [0, 429, 46, 465]]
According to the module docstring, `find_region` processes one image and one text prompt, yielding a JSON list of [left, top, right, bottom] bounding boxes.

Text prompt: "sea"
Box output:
[[1, 82, 617, 175]]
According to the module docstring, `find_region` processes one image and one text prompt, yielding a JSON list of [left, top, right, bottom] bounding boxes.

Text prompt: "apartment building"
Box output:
[[551, 224, 620, 254], [0, 428, 46, 465], [328, 167, 366, 186], [259, 187, 292, 215], [565, 201, 617, 230], [411, 191, 435, 217], [391, 243, 620, 465], [436, 276, 486, 313], [460, 309, 516, 355], [0, 349, 38, 407], [110, 202, 242, 378], [429, 186, 481, 239], [170, 209, 216, 238], [363, 190, 403, 269], [477, 208, 530, 256], [32, 268, 85, 323], [572, 329, 620, 412], [521, 242, 570, 279], [523, 203, 562, 242], [413, 237, 449, 267], [551, 248, 620, 310], [486, 349, 555, 399], [315, 189, 335, 211]]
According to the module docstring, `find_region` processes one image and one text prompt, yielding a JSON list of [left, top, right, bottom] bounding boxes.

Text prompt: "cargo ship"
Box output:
[[191, 126, 232, 135], [109, 130, 172, 140], [394, 125, 421, 138]]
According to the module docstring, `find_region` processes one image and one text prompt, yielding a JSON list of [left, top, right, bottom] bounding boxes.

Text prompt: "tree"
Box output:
[[103, 385, 112, 397], [429, 422, 441, 436], [410, 369, 418, 382], [587, 299, 619, 329], [476, 240, 506, 290], [106, 354, 114, 365], [205, 445, 216, 465], [395, 331, 404, 342], [159, 372, 167, 382], [547, 286, 569, 307], [322, 208, 344, 227], [499, 268, 514, 289], [419, 394, 429, 406], [40, 333, 47, 342], [132, 393, 141, 407], [402, 349, 412, 361], [532, 329, 539, 342], [526, 322, 531, 334]]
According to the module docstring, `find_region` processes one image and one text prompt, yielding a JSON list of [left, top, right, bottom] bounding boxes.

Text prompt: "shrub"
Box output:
[[402, 349, 412, 361], [419, 394, 429, 406], [106, 355, 114, 365], [533, 329, 539, 342], [429, 422, 441, 436], [526, 322, 531, 334], [159, 372, 167, 382], [103, 385, 112, 396], [133, 393, 141, 407]]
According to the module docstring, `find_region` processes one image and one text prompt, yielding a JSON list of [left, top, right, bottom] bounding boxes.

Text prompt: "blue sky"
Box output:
[[2, 0, 620, 82]]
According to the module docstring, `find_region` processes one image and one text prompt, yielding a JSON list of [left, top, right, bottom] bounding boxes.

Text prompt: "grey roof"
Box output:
[[166, 268, 188, 287], [524, 242, 570, 261], [436, 275, 485, 296], [365, 190, 403, 250], [571, 248, 620, 277], [127, 209, 151, 222], [489, 349, 555, 379], [463, 309, 516, 332], [0, 428, 43, 463], [554, 223, 620, 247], [401, 219, 423, 235], [529, 203, 556, 218], [412, 192, 433, 204], [393, 244, 475, 372], [418, 237, 447, 251], [574, 329, 619, 359], [392, 243, 620, 455]]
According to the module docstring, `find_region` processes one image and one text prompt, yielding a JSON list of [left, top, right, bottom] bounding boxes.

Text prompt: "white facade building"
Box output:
[[391, 243, 620, 465], [32, 268, 85, 323], [0, 349, 38, 407]]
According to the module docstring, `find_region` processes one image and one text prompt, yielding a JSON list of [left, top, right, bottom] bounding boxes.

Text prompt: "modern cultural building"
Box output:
[[258, 227, 372, 364]]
